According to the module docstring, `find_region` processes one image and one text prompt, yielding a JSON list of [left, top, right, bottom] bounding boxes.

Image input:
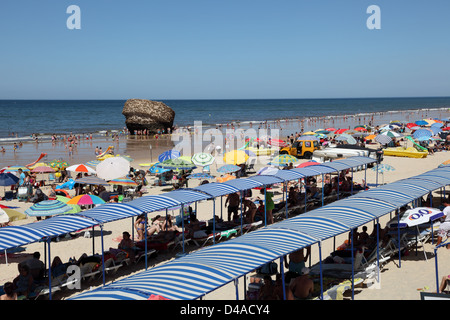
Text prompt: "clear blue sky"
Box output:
[[1, 0, 449, 99]]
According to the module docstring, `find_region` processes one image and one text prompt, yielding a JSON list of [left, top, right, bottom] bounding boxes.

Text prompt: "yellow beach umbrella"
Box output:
[[303, 131, 316, 135], [223, 150, 249, 165], [216, 174, 236, 183], [365, 134, 377, 140]]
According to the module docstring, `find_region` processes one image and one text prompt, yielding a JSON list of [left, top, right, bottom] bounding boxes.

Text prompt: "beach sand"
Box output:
[[1, 133, 450, 301]]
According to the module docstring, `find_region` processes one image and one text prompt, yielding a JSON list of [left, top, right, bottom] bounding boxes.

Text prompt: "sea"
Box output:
[[1, 97, 450, 142]]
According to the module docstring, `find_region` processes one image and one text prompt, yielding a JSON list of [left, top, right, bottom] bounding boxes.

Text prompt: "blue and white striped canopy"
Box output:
[[128, 195, 182, 213], [223, 178, 263, 190], [318, 162, 351, 172], [69, 288, 150, 300], [192, 182, 240, 198], [333, 197, 397, 218], [0, 215, 97, 251], [247, 175, 284, 186], [413, 174, 450, 186], [163, 189, 212, 204], [272, 169, 305, 182], [351, 189, 415, 207], [345, 156, 377, 165], [76, 203, 144, 224]]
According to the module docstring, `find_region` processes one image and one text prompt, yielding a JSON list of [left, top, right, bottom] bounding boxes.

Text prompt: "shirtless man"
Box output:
[[225, 192, 240, 221], [242, 199, 257, 223], [284, 246, 311, 275], [289, 267, 314, 300]]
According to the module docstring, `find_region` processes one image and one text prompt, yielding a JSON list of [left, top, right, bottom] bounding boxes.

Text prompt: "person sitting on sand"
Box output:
[[439, 274, 450, 293]]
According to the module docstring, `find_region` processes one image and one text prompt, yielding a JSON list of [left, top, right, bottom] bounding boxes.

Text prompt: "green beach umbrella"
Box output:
[[25, 200, 73, 217], [271, 154, 298, 164], [158, 158, 197, 170], [56, 195, 82, 214], [191, 152, 215, 166], [49, 159, 69, 169]]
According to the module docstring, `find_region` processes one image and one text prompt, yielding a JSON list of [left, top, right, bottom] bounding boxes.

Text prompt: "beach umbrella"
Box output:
[[0, 172, 19, 186], [256, 167, 279, 175], [49, 159, 69, 169], [191, 152, 215, 167], [315, 130, 330, 134], [158, 150, 180, 162], [430, 126, 442, 135], [223, 150, 249, 165], [216, 174, 236, 183], [66, 164, 96, 174], [406, 123, 417, 129], [0, 208, 26, 223], [413, 129, 433, 140], [326, 127, 336, 131], [335, 133, 357, 144], [187, 173, 215, 179], [298, 135, 320, 141], [96, 156, 130, 181], [74, 176, 109, 186], [354, 127, 367, 132], [431, 122, 444, 129], [25, 200, 73, 217], [297, 161, 319, 168], [438, 160, 450, 168], [365, 134, 377, 140], [380, 130, 402, 138], [334, 129, 348, 134], [55, 195, 81, 214], [217, 164, 241, 174], [271, 154, 298, 165], [148, 163, 170, 174], [302, 131, 316, 136], [86, 160, 101, 167], [116, 155, 134, 162], [27, 162, 48, 170], [108, 177, 138, 186], [388, 207, 443, 228], [375, 134, 392, 145], [67, 194, 106, 206], [415, 120, 428, 126], [0, 166, 30, 173], [441, 127, 450, 131], [157, 158, 197, 170]]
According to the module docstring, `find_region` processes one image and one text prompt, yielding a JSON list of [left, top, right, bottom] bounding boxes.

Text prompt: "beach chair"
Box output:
[[246, 159, 256, 174], [135, 249, 156, 264], [309, 248, 367, 279], [32, 275, 80, 300], [192, 232, 221, 247]]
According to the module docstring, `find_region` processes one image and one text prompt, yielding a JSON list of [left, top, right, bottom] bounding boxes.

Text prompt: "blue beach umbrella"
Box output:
[[25, 200, 73, 217], [415, 120, 428, 126], [217, 164, 241, 174], [158, 150, 180, 162], [86, 160, 101, 167], [413, 129, 433, 140], [0, 172, 19, 186], [187, 173, 215, 179]]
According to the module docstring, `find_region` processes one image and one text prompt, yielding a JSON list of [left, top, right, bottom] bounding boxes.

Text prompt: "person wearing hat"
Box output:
[[289, 267, 314, 300]]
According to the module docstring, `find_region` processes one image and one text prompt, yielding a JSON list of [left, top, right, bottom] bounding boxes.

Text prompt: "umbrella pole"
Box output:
[[351, 168, 354, 195], [337, 175, 340, 200], [318, 241, 323, 300], [321, 173, 324, 207], [47, 238, 53, 300], [351, 229, 355, 300], [4, 250, 7, 265], [145, 213, 148, 270], [397, 209, 401, 268], [92, 226, 95, 255], [284, 182, 288, 220], [435, 246, 440, 293], [264, 188, 267, 227], [213, 199, 216, 245], [181, 205, 185, 254], [280, 256, 286, 300], [100, 225, 106, 286], [220, 196, 223, 220], [240, 196, 243, 235]]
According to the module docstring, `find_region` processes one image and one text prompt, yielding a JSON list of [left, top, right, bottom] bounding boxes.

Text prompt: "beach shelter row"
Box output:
[[69, 163, 450, 300], [0, 156, 375, 251]]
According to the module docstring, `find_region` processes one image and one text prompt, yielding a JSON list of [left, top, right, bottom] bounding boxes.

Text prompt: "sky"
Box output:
[[0, 0, 449, 100]]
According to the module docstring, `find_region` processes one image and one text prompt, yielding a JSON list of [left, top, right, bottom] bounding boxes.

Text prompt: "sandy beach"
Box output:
[[1, 130, 450, 301]]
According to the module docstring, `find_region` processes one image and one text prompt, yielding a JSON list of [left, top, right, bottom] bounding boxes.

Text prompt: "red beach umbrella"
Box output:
[[334, 129, 348, 134], [296, 161, 319, 168]]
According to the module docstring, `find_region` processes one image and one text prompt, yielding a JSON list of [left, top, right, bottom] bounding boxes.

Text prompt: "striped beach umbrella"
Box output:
[[108, 178, 138, 186], [380, 130, 402, 138], [157, 158, 197, 170], [86, 160, 101, 167], [67, 194, 106, 206], [74, 176, 109, 186], [158, 150, 180, 162], [187, 173, 215, 179], [25, 200, 73, 217], [375, 134, 392, 145], [1, 166, 29, 173], [271, 154, 298, 164], [335, 133, 357, 144]]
